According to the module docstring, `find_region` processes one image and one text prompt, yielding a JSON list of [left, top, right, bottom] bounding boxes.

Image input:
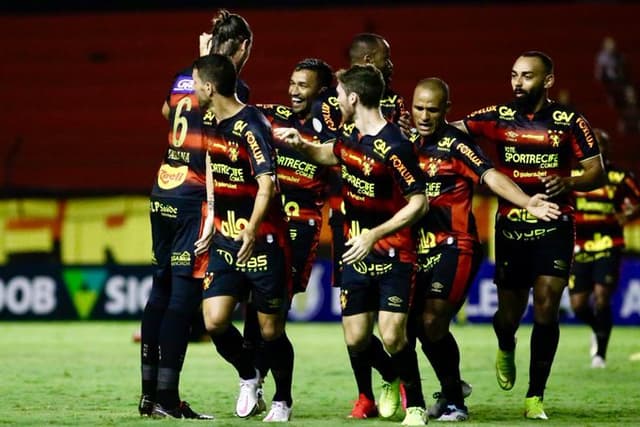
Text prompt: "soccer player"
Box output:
[[193, 54, 294, 422], [310, 33, 408, 419], [198, 9, 252, 103], [410, 78, 560, 421], [259, 58, 336, 294], [138, 36, 216, 422], [276, 64, 429, 426], [569, 128, 640, 368], [454, 51, 605, 420]]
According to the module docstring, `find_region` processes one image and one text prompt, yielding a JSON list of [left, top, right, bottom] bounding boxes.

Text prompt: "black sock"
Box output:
[[493, 313, 516, 351], [390, 345, 425, 408], [263, 333, 294, 406], [594, 305, 613, 358], [348, 345, 374, 400], [421, 332, 463, 406], [210, 324, 255, 380], [140, 304, 164, 398], [244, 305, 268, 378], [573, 306, 597, 329], [369, 335, 396, 383], [156, 367, 180, 408], [527, 321, 559, 398]]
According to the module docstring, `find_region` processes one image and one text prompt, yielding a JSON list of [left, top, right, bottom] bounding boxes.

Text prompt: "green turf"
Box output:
[[0, 322, 639, 426]]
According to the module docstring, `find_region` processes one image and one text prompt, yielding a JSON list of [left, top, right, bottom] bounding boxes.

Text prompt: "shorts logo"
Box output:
[[158, 164, 188, 190], [387, 295, 403, 307], [171, 251, 191, 266], [501, 227, 556, 241], [430, 282, 444, 293], [266, 298, 283, 310], [553, 259, 568, 271], [203, 272, 214, 291], [352, 261, 393, 276], [216, 248, 268, 272], [340, 289, 348, 310]]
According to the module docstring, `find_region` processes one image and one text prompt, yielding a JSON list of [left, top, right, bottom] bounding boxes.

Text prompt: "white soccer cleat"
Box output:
[[263, 401, 292, 422], [591, 355, 606, 368], [236, 371, 260, 418]]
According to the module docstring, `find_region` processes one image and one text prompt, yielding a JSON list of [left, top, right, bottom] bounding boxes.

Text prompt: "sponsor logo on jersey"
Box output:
[[246, 131, 266, 165], [498, 106, 517, 120], [552, 110, 575, 125], [468, 105, 497, 117], [576, 117, 596, 148], [173, 77, 194, 93], [157, 164, 188, 190], [389, 154, 416, 186]]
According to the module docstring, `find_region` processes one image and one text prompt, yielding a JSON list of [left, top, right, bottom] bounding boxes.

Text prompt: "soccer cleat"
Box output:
[[138, 394, 154, 416], [349, 394, 378, 418], [436, 404, 468, 421], [524, 396, 548, 420], [496, 349, 516, 390], [591, 355, 606, 368], [401, 406, 427, 425], [263, 401, 292, 422], [236, 371, 261, 418], [427, 380, 473, 419], [378, 378, 401, 418], [152, 401, 214, 419]]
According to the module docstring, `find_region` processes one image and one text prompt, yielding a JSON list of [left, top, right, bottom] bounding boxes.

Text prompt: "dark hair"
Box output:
[[520, 51, 554, 74], [294, 58, 334, 89], [336, 64, 384, 109], [209, 9, 253, 56], [349, 33, 384, 63], [193, 54, 237, 97]]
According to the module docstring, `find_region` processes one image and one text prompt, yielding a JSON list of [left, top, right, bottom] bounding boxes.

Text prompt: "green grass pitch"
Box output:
[[1, 322, 639, 426]]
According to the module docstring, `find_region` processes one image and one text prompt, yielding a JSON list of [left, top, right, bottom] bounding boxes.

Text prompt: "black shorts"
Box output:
[[415, 240, 482, 307], [288, 219, 321, 294], [150, 196, 208, 279], [330, 211, 346, 288], [569, 248, 622, 294], [340, 258, 415, 316], [494, 215, 574, 289], [203, 233, 291, 315]]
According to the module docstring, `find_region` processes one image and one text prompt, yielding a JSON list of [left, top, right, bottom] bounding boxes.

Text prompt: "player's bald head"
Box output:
[[414, 77, 450, 105], [349, 33, 385, 62]]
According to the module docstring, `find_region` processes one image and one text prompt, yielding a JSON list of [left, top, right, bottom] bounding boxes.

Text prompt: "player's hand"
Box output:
[[273, 127, 304, 148], [199, 32, 212, 56], [540, 175, 570, 197], [398, 111, 414, 137], [235, 226, 256, 265], [194, 212, 214, 255], [525, 193, 561, 222], [342, 231, 377, 265]]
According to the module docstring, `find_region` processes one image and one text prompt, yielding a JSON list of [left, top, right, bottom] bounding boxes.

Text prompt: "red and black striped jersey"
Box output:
[[151, 67, 208, 200], [206, 106, 287, 243], [312, 86, 407, 220], [573, 161, 640, 251], [463, 101, 601, 220], [258, 104, 335, 223], [333, 122, 425, 263], [411, 124, 493, 253]]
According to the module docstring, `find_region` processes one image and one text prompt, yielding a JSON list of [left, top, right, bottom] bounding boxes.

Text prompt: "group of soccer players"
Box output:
[[138, 8, 640, 424]]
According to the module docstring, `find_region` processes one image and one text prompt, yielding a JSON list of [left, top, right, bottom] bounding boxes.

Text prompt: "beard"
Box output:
[[513, 86, 544, 111]]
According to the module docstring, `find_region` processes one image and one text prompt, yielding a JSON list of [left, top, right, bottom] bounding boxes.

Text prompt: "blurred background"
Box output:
[[1, 0, 639, 323]]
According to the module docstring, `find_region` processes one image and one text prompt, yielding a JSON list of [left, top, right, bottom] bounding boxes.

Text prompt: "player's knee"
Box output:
[[381, 331, 406, 354], [203, 314, 230, 336], [422, 315, 448, 342]]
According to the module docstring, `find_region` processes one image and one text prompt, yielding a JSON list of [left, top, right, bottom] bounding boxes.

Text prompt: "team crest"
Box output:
[[548, 130, 563, 148], [227, 141, 239, 162], [340, 289, 348, 310], [362, 156, 374, 176], [427, 160, 439, 177], [203, 272, 214, 291]]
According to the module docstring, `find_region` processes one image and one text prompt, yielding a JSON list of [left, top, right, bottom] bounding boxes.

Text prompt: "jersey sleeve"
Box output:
[[462, 105, 499, 139], [622, 170, 640, 206], [451, 137, 494, 184], [386, 142, 426, 197], [570, 114, 601, 161], [245, 111, 276, 178]]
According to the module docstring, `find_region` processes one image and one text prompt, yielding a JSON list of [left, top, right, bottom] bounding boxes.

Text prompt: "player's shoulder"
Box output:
[[256, 104, 295, 123]]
